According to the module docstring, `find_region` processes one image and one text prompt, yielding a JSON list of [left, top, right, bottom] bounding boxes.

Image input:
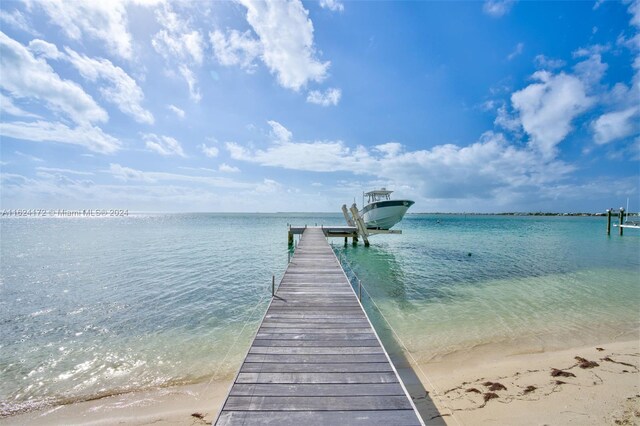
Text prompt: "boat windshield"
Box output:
[[365, 189, 392, 204]]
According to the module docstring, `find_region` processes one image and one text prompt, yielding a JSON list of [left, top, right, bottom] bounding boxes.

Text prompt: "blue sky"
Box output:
[[0, 0, 638, 213]]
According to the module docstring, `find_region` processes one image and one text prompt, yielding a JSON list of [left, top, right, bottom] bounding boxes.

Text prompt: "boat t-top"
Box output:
[[360, 188, 414, 230]]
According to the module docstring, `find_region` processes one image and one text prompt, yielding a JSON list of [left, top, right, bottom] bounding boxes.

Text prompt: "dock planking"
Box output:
[[215, 227, 423, 425]]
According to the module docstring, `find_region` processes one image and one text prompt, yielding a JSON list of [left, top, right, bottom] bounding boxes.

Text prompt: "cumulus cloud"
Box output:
[[510, 71, 594, 158], [219, 163, 240, 173], [200, 143, 219, 158], [28, 39, 62, 59], [143, 133, 186, 157], [592, 106, 640, 145], [534, 54, 566, 70], [306, 88, 341, 106], [573, 51, 608, 86], [210, 29, 261, 72], [65, 48, 154, 124], [0, 120, 121, 154], [0, 32, 107, 125], [268, 120, 293, 143], [483, 0, 514, 17], [152, 4, 204, 64], [225, 122, 576, 203], [33, 0, 134, 60], [212, 0, 330, 91]]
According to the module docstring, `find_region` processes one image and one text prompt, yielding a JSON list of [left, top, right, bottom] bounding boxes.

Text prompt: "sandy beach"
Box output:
[[0, 378, 233, 426], [419, 339, 640, 426], [2, 339, 638, 425]]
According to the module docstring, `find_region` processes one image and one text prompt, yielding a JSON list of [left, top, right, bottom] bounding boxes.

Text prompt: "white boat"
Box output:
[[360, 188, 414, 230]]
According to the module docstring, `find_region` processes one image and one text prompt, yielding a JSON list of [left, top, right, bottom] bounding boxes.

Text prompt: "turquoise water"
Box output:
[[1, 214, 638, 416]]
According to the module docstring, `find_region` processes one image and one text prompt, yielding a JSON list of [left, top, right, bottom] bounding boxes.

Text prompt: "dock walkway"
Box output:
[[215, 227, 423, 425]]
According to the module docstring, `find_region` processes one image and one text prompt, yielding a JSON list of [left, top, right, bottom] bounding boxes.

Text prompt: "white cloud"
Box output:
[[0, 9, 38, 35], [0, 121, 121, 154], [630, 0, 640, 29], [374, 142, 403, 157], [0, 93, 40, 118], [109, 163, 252, 188], [507, 42, 524, 60], [152, 3, 204, 102], [534, 55, 566, 70], [573, 52, 608, 86], [34, 0, 134, 60], [268, 120, 293, 143], [28, 39, 62, 59], [143, 133, 186, 157], [152, 4, 204, 64], [306, 88, 342, 106], [0, 31, 107, 125], [110, 163, 156, 182], [179, 65, 201, 102], [167, 104, 185, 118], [219, 163, 240, 173], [494, 104, 521, 132], [592, 106, 640, 145], [482, 0, 514, 17], [213, 0, 330, 91], [510, 71, 594, 158], [36, 167, 94, 176], [319, 0, 344, 12], [210, 29, 261, 72], [14, 151, 44, 162], [225, 122, 576, 203], [200, 143, 219, 158], [65, 48, 154, 124]]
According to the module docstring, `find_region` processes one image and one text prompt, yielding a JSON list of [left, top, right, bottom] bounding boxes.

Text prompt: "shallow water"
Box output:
[[1, 213, 638, 416]]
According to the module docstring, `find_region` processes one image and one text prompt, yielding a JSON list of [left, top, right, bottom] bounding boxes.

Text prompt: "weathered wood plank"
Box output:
[[255, 332, 377, 340], [258, 327, 374, 334], [248, 346, 385, 355], [229, 383, 405, 397], [244, 354, 389, 363], [217, 410, 422, 426], [240, 362, 393, 373], [251, 339, 381, 347], [224, 395, 413, 411], [235, 371, 400, 384]]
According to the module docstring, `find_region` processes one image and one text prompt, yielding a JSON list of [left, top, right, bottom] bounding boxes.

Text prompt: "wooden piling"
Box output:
[[619, 208, 625, 236], [606, 209, 611, 235]]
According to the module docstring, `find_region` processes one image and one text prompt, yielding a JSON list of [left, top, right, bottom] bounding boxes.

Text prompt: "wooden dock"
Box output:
[[215, 227, 423, 425]]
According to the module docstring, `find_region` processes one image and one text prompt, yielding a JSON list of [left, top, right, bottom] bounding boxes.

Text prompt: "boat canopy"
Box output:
[[364, 188, 393, 203]]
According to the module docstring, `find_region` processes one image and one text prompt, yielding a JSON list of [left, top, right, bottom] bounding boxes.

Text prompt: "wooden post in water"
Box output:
[[271, 275, 275, 297], [619, 208, 625, 236], [606, 209, 611, 235], [344, 236, 347, 245]]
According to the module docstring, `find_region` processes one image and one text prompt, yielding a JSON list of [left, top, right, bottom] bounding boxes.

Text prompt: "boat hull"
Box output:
[[361, 200, 414, 230]]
